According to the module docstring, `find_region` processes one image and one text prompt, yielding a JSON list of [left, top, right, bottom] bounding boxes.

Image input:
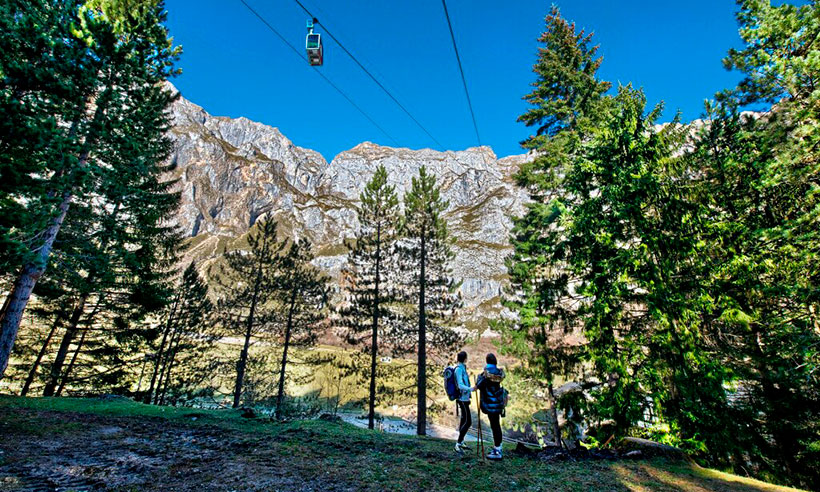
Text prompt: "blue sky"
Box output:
[[163, 0, 745, 162]]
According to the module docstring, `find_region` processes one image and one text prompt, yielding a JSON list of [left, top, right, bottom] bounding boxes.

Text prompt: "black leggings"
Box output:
[[457, 400, 471, 443], [487, 412, 502, 447]]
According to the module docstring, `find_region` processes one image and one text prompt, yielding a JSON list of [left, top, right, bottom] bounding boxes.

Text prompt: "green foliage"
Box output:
[[147, 261, 218, 406], [399, 165, 462, 433], [339, 166, 403, 428], [0, 0, 182, 380], [214, 219, 286, 407], [272, 236, 329, 419], [506, 3, 819, 489], [399, 165, 462, 351]]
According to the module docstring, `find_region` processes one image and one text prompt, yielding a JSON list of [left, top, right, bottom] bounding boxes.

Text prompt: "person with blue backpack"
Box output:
[[453, 351, 473, 453], [475, 353, 507, 460]]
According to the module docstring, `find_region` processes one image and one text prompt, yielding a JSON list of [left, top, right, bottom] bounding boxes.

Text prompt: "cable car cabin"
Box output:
[[306, 32, 323, 66], [305, 19, 323, 66]]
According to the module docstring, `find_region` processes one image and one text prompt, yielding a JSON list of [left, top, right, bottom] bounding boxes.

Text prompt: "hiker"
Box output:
[[454, 351, 472, 453], [475, 353, 506, 460]]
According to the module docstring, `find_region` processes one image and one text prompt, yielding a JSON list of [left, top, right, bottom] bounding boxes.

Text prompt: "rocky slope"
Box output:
[[165, 87, 530, 330]]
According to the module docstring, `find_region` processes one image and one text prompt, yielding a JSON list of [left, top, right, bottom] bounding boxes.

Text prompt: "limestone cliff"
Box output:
[[165, 87, 530, 330]]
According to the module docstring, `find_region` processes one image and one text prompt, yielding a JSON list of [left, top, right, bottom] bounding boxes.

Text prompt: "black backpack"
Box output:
[[443, 366, 459, 401]]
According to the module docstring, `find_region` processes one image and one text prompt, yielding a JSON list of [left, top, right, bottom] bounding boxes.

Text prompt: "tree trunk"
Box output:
[[0, 84, 113, 380], [233, 259, 263, 408], [158, 332, 182, 406], [43, 293, 89, 396], [548, 383, 563, 449], [275, 288, 298, 420], [153, 326, 179, 405], [136, 355, 148, 394], [55, 296, 103, 396], [147, 291, 181, 403], [55, 327, 87, 396], [0, 189, 74, 379], [0, 93, 106, 380], [20, 313, 64, 396], [417, 227, 427, 436], [368, 224, 381, 430]]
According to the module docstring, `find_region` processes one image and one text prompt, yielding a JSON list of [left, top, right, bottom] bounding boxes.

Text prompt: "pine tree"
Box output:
[[0, 0, 181, 378], [215, 219, 285, 408], [339, 165, 401, 429], [399, 166, 461, 436], [39, 79, 182, 397], [0, 0, 93, 276], [273, 238, 328, 420], [148, 261, 215, 405]]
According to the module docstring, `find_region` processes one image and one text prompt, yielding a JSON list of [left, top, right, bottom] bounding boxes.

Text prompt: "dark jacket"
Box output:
[[476, 364, 506, 415]]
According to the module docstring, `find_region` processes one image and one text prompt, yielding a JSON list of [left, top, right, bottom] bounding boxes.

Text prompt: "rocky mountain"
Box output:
[[165, 87, 531, 330]]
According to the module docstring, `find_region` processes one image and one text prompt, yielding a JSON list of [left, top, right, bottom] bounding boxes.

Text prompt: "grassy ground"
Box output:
[[0, 395, 805, 492]]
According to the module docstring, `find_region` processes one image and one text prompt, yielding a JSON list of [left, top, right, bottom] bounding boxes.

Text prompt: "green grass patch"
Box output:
[[0, 395, 805, 492]]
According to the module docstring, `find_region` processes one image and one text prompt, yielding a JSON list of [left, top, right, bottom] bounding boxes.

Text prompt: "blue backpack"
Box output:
[[443, 366, 459, 401]]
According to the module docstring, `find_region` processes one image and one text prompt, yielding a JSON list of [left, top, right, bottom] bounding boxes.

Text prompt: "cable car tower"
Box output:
[[306, 18, 323, 66]]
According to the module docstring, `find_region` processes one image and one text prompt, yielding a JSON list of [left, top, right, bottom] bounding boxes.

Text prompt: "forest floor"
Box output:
[[0, 396, 805, 492]]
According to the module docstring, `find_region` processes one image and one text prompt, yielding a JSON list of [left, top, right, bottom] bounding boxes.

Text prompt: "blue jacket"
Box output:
[[454, 363, 471, 402], [476, 364, 506, 415]]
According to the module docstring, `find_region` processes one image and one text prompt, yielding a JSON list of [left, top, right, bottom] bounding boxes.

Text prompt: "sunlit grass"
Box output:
[[0, 395, 805, 492]]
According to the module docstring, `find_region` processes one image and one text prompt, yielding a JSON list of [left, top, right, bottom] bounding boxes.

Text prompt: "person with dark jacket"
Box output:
[[475, 353, 505, 460]]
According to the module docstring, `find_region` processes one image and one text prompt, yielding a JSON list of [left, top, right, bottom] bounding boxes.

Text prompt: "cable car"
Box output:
[[306, 18, 323, 66]]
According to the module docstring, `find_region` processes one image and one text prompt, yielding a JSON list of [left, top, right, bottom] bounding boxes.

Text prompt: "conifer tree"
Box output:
[[507, 6, 730, 447], [399, 166, 461, 435], [0, 0, 93, 276], [215, 219, 286, 408], [504, 6, 611, 437], [0, 0, 181, 378], [506, 6, 818, 488], [339, 165, 401, 429], [685, 1, 820, 485], [273, 238, 328, 420], [148, 261, 215, 405]]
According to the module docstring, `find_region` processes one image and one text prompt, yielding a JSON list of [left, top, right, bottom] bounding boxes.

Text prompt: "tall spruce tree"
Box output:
[[400, 166, 461, 436], [506, 5, 819, 488], [0, 0, 181, 378], [273, 238, 328, 420], [340, 165, 401, 429], [506, 6, 731, 448], [215, 219, 285, 408], [504, 5, 611, 438], [0, 0, 93, 277]]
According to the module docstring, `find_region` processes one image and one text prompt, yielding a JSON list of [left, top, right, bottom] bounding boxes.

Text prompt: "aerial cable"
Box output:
[[237, 0, 399, 146], [440, 0, 483, 150], [292, 0, 445, 149]]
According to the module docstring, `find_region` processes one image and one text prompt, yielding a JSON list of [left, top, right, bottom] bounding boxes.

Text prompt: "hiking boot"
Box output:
[[487, 446, 503, 460], [454, 442, 468, 453]]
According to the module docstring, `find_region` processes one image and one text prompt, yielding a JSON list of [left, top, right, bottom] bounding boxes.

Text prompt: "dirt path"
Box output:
[[0, 407, 351, 491]]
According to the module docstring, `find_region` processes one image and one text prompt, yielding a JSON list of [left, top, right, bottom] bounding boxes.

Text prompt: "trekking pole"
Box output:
[[475, 381, 485, 461]]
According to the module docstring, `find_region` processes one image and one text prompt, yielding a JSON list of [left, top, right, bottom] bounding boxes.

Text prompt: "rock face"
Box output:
[[166, 87, 530, 330]]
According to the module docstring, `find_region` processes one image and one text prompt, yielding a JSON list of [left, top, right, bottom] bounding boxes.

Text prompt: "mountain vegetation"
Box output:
[[398, 166, 463, 435], [339, 165, 402, 429], [503, 3, 819, 489], [0, 0, 817, 490]]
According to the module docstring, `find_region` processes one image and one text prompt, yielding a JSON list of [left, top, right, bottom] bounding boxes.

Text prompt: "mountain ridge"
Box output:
[[165, 84, 531, 330]]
